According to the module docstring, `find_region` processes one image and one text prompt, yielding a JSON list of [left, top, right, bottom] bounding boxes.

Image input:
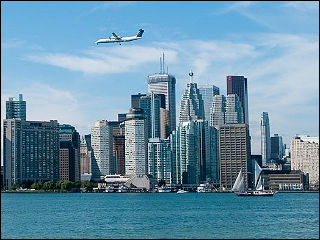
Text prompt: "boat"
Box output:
[[197, 184, 207, 193], [118, 186, 128, 193], [232, 161, 275, 197], [158, 186, 171, 193], [177, 189, 188, 194]]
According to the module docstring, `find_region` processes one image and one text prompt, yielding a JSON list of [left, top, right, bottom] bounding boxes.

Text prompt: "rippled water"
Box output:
[[1, 193, 319, 239]]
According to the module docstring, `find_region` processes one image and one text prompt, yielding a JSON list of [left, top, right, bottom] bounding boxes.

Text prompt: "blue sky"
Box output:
[[1, 1, 319, 157]]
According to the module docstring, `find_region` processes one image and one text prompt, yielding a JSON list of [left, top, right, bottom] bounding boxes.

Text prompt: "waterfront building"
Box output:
[[290, 135, 319, 189], [148, 71, 176, 135], [270, 134, 285, 161], [91, 120, 113, 181], [226, 76, 249, 125], [218, 124, 251, 190], [170, 120, 218, 185], [80, 135, 92, 180], [225, 94, 244, 124], [108, 121, 125, 175], [199, 84, 220, 122], [148, 138, 172, 185], [261, 112, 271, 166], [179, 71, 205, 123], [210, 95, 226, 126], [6, 93, 26, 120], [125, 108, 148, 176], [3, 119, 59, 189], [59, 124, 80, 182]]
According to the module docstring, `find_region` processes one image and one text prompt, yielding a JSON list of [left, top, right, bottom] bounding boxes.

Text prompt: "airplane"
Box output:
[[95, 29, 144, 45]]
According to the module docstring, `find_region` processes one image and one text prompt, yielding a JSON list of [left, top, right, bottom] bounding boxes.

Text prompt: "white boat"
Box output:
[[177, 189, 188, 194], [105, 186, 114, 193], [158, 186, 171, 193], [232, 161, 275, 197], [118, 186, 128, 193]]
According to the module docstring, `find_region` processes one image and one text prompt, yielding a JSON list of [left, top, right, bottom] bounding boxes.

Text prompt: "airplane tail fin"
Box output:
[[136, 29, 144, 37]]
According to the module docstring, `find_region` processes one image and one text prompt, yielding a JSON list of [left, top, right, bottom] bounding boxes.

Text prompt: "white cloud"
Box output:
[[284, 1, 319, 11], [89, 1, 136, 14]]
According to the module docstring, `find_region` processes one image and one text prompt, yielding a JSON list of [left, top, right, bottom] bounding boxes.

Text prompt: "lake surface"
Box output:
[[1, 193, 319, 239]]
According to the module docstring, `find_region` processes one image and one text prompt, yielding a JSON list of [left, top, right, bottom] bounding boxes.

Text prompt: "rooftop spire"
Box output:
[[189, 70, 194, 83]]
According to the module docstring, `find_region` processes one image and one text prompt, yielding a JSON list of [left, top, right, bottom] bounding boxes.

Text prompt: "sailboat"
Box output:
[[232, 162, 275, 196]]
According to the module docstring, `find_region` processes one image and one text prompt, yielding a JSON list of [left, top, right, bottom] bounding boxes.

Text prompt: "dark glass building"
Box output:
[[226, 76, 249, 125], [6, 94, 26, 120]]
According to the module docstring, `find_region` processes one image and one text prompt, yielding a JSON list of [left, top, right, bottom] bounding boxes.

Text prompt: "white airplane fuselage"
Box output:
[[95, 36, 142, 44]]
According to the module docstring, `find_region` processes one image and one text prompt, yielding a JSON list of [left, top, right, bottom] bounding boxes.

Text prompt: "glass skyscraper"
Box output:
[[6, 93, 26, 120], [226, 76, 249, 125], [199, 85, 220, 122], [261, 112, 271, 166]]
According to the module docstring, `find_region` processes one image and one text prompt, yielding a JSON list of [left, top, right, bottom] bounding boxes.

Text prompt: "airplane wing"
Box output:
[[112, 32, 121, 40]]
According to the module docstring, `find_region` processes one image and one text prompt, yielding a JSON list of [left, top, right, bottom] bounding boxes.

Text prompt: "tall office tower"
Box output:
[[218, 124, 251, 190], [6, 94, 26, 120], [209, 126, 219, 184], [291, 135, 319, 189], [261, 112, 271, 166], [3, 119, 59, 189], [160, 108, 170, 139], [139, 93, 165, 139], [131, 93, 146, 108], [109, 121, 125, 175], [179, 72, 205, 123], [91, 120, 113, 180], [125, 108, 148, 176], [225, 94, 244, 124], [148, 72, 176, 134], [170, 120, 215, 185], [80, 136, 92, 177], [148, 138, 172, 185], [226, 76, 249, 125], [199, 84, 220, 121], [59, 124, 80, 182], [210, 95, 226, 126], [270, 134, 285, 161]]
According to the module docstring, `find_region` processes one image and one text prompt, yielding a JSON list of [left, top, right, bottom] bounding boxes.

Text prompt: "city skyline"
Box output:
[[1, 1, 319, 162]]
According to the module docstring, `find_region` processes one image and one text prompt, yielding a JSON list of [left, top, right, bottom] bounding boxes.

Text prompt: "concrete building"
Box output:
[[148, 138, 172, 185], [6, 94, 26, 121], [148, 72, 176, 134], [199, 84, 220, 122], [59, 124, 80, 182], [125, 108, 148, 176], [179, 72, 205, 123], [225, 94, 244, 124], [261, 112, 271, 166], [91, 120, 113, 181], [218, 124, 251, 190], [290, 135, 319, 189], [3, 119, 59, 189]]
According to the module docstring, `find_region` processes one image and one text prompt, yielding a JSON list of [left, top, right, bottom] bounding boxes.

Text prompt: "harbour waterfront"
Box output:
[[1, 193, 319, 239]]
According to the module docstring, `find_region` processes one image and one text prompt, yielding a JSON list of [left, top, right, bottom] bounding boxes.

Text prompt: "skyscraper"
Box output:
[[125, 108, 148, 176], [270, 133, 285, 161], [59, 124, 81, 182], [148, 138, 172, 185], [3, 119, 59, 189], [218, 124, 251, 190], [80, 136, 92, 179], [109, 121, 125, 175], [131, 93, 146, 108], [91, 120, 113, 180], [148, 73, 176, 134], [179, 71, 205, 123], [210, 95, 226, 126], [6, 94, 26, 120], [261, 112, 271, 166], [199, 85, 220, 122], [225, 94, 244, 124], [226, 76, 249, 125]]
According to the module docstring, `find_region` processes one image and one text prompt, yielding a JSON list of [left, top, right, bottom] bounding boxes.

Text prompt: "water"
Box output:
[[1, 193, 319, 239]]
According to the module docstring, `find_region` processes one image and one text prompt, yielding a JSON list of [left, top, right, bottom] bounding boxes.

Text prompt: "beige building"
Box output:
[[290, 135, 319, 189]]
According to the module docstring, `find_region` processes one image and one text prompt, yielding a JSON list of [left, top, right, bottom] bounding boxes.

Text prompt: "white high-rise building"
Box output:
[[210, 95, 226, 126], [261, 112, 271, 166], [125, 108, 148, 176], [290, 135, 319, 188], [199, 85, 220, 122], [91, 120, 113, 180]]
